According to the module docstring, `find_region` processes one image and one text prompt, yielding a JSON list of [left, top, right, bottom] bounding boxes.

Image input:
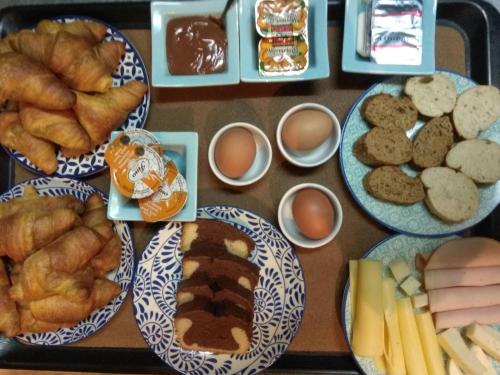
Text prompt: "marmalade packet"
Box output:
[[258, 35, 309, 75], [255, 0, 308, 37]]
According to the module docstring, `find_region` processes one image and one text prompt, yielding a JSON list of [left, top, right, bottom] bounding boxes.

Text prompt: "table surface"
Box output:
[[11, 21, 467, 368]]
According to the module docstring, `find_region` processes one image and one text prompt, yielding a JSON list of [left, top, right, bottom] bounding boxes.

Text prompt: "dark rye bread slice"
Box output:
[[353, 127, 412, 166], [176, 273, 254, 312], [174, 297, 253, 354], [180, 219, 254, 258], [361, 93, 418, 131], [412, 116, 454, 168], [363, 166, 425, 205], [182, 247, 260, 290]]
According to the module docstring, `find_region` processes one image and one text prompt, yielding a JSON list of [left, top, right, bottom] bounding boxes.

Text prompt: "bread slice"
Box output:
[[453, 85, 500, 139], [404, 74, 457, 117], [363, 166, 425, 205], [354, 127, 412, 166], [412, 116, 454, 168], [361, 93, 418, 131], [420, 167, 479, 222], [446, 139, 500, 183]]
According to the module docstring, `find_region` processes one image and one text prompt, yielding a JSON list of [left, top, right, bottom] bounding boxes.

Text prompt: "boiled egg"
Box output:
[[292, 188, 335, 239], [282, 109, 333, 151], [215, 127, 256, 178]]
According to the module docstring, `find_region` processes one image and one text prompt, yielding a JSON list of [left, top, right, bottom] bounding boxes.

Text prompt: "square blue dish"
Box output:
[[150, 0, 239, 87], [107, 131, 198, 222], [342, 0, 436, 75], [239, 0, 330, 82]]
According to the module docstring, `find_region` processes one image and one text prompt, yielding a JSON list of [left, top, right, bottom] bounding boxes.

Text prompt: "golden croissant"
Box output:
[[19, 103, 91, 152], [35, 19, 107, 45], [0, 112, 58, 174], [0, 52, 75, 110], [73, 80, 148, 145], [0, 259, 20, 337]]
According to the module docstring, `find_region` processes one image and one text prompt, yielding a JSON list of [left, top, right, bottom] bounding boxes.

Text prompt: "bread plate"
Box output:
[[133, 205, 305, 375], [341, 234, 500, 375], [0, 176, 135, 345], [3, 15, 150, 178], [339, 71, 500, 236]]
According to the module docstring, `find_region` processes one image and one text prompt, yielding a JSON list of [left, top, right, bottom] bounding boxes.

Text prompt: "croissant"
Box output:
[[0, 259, 20, 337], [0, 208, 79, 262], [19, 103, 90, 152], [0, 52, 75, 110], [73, 80, 148, 145], [35, 19, 107, 45], [95, 40, 125, 73], [19, 307, 75, 333], [0, 112, 58, 174]]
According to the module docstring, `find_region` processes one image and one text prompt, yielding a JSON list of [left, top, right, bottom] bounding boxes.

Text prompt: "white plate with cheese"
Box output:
[[342, 234, 500, 375]]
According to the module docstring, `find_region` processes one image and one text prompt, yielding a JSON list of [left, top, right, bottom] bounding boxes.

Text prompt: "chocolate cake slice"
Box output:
[[174, 297, 253, 354], [183, 248, 260, 290], [180, 219, 254, 258]]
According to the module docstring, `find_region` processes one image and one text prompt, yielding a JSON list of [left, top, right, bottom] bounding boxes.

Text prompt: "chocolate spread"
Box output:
[[166, 16, 227, 75]]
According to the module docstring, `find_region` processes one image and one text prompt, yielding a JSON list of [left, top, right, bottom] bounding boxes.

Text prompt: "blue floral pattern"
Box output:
[[339, 71, 500, 236], [5, 16, 150, 178], [0, 177, 135, 345], [133, 206, 306, 375]]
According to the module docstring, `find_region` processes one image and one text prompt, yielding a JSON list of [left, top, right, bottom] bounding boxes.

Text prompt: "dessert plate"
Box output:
[[4, 15, 150, 178], [133, 205, 306, 375], [339, 71, 500, 237], [0, 176, 135, 345], [341, 234, 500, 374]]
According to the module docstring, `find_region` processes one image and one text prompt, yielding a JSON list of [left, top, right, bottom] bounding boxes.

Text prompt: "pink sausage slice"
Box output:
[[425, 266, 500, 290], [428, 284, 500, 313], [434, 305, 500, 330], [425, 237, 500, 270]]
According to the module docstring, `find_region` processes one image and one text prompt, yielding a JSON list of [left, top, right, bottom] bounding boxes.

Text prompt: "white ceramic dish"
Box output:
[[277, 103, 341, 167], [278, 183, 343, 248], [208, 122, 272, 186]]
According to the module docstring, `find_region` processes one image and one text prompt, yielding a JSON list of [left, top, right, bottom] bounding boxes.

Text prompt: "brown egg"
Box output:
[[282, 109, 333, 151], [215, 127, 256, 178], [292, 188, 335, 240]]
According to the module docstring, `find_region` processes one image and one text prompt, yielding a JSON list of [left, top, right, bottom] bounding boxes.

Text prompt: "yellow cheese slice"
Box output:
[[352, 260, 384, 357], [447, 359, 464, 375], [396, 298, 429, 375], [470, 344, 496, 375], [466, 324, 500, 362], [437, 328, 486, 375], [349, 260, 358, 323], [374, 355, 387, 373], [415, 312, 445, 375]]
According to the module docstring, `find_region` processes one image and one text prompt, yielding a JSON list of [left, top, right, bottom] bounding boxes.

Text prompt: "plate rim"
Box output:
[[131, 204, 307, 375]]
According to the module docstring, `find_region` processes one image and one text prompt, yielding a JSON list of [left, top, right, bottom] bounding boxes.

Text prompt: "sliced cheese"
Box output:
[[465, 323, 500, 361], [400, 276, 421, 296], [415, 312, 445, 375], [437, 328, 486, 375], [374, 355, 387, 373], [396, 298, 428, 375], [389, 258, 410, 283], [470, 344, 496, 375], [447, 359, 464, 375], [382, 278, 406, 375], [352, 260, 384, 357], [349, 260, 358, 323], [412, 293, 429, 309]]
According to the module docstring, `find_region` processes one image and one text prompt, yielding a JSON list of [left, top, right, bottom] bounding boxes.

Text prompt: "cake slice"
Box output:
[[412, 116, 454, 168], [360, 93, 418, 131], [180, 219, 254, 258], [174, 297, 253, 354], [353, 127, 412, 166]]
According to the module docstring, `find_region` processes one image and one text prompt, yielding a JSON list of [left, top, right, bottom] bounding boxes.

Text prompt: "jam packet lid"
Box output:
[[258, 35, 309, 76], [105, 137, 164, 199], [255, 0, 308, 37], [138, 157, 188, 222], [116, 129, 160, 147]]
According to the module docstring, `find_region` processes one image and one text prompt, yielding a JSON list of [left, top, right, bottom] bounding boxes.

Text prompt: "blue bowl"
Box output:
[[107, 131, 199, 222], [238, 0, 330, 82], [151, 0, 240, 87]]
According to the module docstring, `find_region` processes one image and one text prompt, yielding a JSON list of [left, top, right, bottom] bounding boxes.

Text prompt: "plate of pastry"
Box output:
[[339, 70, 500, 236], [0, 176, 135, 345], [0, 16, 150, 177], [342, 234, 500, 375], [133, 205, 306, 375]]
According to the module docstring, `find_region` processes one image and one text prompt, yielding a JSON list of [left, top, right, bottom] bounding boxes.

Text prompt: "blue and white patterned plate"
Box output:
[[4, 15, 150, 178], [339, 71, 500, 237], [341, 234, 500, 374], [133, 205, 306, 375], [0, 177, 135, 345]]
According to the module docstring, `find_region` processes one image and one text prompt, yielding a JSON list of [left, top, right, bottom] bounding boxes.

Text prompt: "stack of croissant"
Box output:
[[0, 185, 122, 336], [0, 19, 148, 174]]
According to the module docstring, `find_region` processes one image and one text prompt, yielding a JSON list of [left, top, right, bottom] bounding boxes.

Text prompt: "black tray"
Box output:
[[0, 0, 498, 373]]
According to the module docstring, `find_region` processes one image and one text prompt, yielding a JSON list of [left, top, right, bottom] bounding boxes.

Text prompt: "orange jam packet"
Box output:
[[139, 157, 188, 222], [105, 135, 164, 199]]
